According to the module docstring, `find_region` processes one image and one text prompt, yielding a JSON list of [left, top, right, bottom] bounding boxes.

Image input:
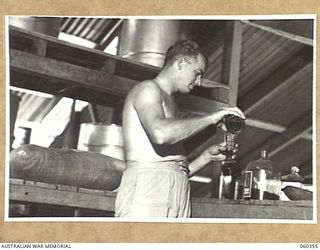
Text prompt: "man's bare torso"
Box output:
[[122, 80, 186, 162]]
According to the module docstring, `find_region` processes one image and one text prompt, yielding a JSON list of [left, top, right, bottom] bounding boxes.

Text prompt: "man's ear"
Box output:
[[177, 58, 184, 70]]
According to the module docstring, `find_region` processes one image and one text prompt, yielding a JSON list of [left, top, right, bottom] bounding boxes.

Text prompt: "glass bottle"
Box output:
[[224, 114, 245, 134], [243, 150, 280, 200], [218, 133, 241, 199]]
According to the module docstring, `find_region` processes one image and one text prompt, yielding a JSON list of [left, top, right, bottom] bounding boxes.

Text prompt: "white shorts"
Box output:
[[115, 160, 190, 218]]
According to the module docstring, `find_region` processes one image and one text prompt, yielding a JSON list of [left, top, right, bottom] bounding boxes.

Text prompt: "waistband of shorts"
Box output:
[[126, 160, 190, 176]]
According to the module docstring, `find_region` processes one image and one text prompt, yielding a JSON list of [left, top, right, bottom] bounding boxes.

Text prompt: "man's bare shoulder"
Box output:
[[126, 80, 162, 108], [133, 79, 160, 92], [129, 80, 161, 98]]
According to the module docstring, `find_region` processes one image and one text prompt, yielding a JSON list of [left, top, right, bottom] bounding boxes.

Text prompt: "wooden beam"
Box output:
[[245, 118, 286, 133], [9, 179, 116, 212], [10, 26, 160, 77], [221, 21, 243, 106], [32, 39, 48, 57], [88, 104, 97, 123], [99, 19, 123, 49], [10, 179, 312, 219], [191, 197, 312, 219], [11, 50, 228, 116], [299, 127, 313, 140], [242, 20, 313, 46], [100, 59, 117, 74], [240, 112, 312, 164], [175, 93, 227, 115], [10, 49, 138, 97], [10, 26, 230, 113], [244, 118, 312, 140], [238, 46, 313, 111], [252, 20, 314, 39], [269, 127, 312, 157], [243, 62, 312, 116]]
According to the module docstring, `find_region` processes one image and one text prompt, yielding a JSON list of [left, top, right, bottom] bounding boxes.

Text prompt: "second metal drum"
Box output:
[[77, 123, 124, 161]]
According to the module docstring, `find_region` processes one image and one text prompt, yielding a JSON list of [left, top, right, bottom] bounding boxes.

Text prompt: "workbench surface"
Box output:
[[9, 179, 313, 220]]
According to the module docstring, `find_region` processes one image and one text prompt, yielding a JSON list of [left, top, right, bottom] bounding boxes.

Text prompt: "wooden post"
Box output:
[[221, 21, 243, 106], [210, 21, 243, 197]]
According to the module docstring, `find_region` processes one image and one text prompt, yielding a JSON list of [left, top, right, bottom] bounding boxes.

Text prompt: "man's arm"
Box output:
[[134, 83, 213, 145], [133, 83, 245, 145], [188, 144, 226, 177]]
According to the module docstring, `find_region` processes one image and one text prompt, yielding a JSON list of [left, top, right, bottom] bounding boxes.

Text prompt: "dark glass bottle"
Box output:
[[219, 156, 241, 199], [218, 133, 241, 199], [224, 115, 245, 134]]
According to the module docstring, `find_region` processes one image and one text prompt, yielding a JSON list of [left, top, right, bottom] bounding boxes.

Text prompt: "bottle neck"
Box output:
[[261, 150, 268, 159]]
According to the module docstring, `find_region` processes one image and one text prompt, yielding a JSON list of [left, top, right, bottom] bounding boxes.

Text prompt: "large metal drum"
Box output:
[[118, 19, 184, 67], [9, 16, 61, 37], [77, 123, 124, 161]]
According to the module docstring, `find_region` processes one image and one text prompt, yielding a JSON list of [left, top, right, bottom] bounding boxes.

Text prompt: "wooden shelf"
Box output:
[[9, 179, 116, 213], [192, 196, 313, 220], [9, 25, 226, 113], [9, 179, 313, 220]]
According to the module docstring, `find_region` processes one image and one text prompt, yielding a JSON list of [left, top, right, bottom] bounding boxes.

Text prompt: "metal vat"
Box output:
[[118, 19, 186, 67], [9, 16, 61, 37], [77, 123, 124, 161]]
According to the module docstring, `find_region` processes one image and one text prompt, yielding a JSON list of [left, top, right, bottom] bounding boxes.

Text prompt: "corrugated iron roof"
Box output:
[[60, 17, 122, 49], [10, 89, 60, 123]]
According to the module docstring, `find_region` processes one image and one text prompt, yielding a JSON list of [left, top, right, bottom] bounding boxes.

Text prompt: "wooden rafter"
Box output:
[[238, 46, 313, 111], [269, 126, 312, 157], [240, 112, 312, 164], [221, 20, 244, 106], [241, 20, 313, 46]]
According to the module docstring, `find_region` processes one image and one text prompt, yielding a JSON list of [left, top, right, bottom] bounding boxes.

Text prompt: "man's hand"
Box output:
[[189, 143, 231, 177], [202, 144, 227, 162], [211, 107, 246, 127]]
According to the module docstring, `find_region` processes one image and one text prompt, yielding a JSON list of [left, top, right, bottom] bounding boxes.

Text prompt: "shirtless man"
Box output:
[[115, 40, 245, 218]]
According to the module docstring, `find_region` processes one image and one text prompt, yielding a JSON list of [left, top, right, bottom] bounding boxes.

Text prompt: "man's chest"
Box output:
[[161, 95, 176, 118]]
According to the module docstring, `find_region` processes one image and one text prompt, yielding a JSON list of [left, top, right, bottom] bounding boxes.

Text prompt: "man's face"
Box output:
[[176, 54, 206, 93]]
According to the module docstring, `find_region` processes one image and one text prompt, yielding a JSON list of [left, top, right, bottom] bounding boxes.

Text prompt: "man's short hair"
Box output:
[[163, 40, 206, 67]]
